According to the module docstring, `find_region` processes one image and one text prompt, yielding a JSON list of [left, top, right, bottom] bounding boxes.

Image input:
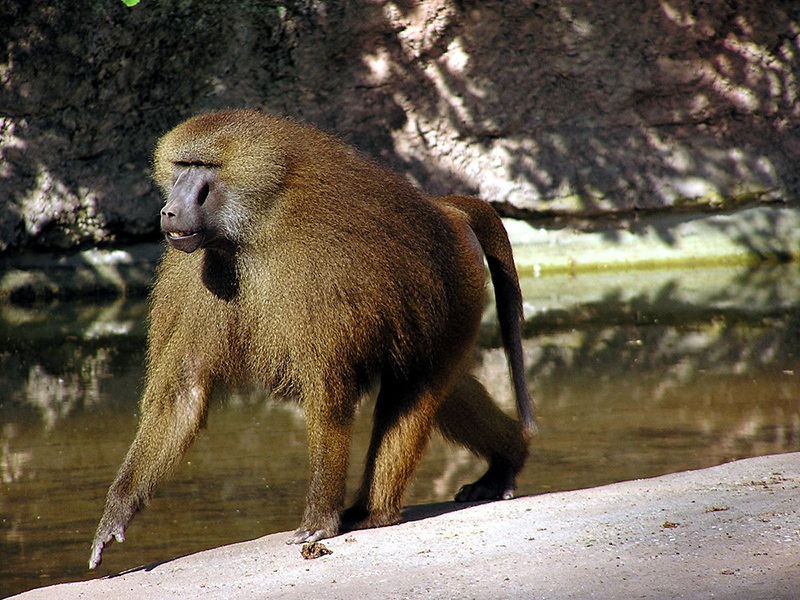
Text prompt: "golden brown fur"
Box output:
[[89, 109, 533, 569]]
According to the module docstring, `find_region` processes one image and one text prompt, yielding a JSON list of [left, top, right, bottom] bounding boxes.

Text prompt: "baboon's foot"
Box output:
[[341, 505, 401, 532], [455, 463, 517, 502]]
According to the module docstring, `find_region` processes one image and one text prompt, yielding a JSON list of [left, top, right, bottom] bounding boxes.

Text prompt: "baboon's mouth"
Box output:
[[163, 230, 203, 253], [165, 231, 198, 240]]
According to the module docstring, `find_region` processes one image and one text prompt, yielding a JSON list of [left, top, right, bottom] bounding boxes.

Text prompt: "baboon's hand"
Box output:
[[287, 527, 329, 545], [88, 513, 128, 569], [287, 512, 340, 545]]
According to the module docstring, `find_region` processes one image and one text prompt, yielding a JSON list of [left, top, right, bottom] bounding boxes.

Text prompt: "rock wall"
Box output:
[[1, 0, 798, 252]]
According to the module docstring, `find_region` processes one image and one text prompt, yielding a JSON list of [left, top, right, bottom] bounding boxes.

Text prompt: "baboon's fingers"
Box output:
[[88, 521, 126, 569]]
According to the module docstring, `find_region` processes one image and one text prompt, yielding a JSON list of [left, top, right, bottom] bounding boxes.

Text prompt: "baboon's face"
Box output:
[[159, 163, 228, 253]]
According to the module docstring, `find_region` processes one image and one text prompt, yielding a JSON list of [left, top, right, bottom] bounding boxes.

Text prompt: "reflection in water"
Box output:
[[1, 264, 800, 596]]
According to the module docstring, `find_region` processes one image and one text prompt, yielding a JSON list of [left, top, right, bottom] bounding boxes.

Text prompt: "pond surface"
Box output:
[[2, 264, 800, 597]]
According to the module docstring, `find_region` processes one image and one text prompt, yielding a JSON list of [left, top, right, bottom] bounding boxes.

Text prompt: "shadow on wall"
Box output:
[[1, 1, 798, 252]]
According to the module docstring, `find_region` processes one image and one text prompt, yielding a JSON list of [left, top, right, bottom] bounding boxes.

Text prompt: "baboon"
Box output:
[[88, 109, 534, 569]]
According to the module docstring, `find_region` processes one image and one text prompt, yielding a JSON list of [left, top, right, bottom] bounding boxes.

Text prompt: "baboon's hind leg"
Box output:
[[434, 373, 529, 502], [343, 375, 442, 530]]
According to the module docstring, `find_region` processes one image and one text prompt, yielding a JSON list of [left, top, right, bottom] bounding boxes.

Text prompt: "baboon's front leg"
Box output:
[[287, 395, 356, 544], [89, 381, 209, 569]]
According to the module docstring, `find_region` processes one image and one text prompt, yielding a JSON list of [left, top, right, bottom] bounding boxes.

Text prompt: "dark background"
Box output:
[[1, 0, 798, 252]]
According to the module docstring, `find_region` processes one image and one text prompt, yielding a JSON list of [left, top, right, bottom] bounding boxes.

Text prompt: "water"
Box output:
[[2, 264, 799, 597]]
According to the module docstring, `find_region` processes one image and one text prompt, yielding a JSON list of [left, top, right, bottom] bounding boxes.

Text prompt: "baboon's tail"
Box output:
[[439, 195, 536, 440]]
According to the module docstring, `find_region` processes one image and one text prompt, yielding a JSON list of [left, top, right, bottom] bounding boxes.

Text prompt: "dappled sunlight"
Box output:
[[2, 2, 798, 252], [356, 1, 798, 213], [660, 2, 799, 118]]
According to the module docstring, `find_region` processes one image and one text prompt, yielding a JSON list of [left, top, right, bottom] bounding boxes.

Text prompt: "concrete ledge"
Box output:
[[1, 206, 798, 304], [15, 453, 800, 599], [506, 205, 800, 274]]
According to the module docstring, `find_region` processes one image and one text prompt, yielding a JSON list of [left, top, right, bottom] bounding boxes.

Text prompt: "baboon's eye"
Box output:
[[198, 182, 210, 206]]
